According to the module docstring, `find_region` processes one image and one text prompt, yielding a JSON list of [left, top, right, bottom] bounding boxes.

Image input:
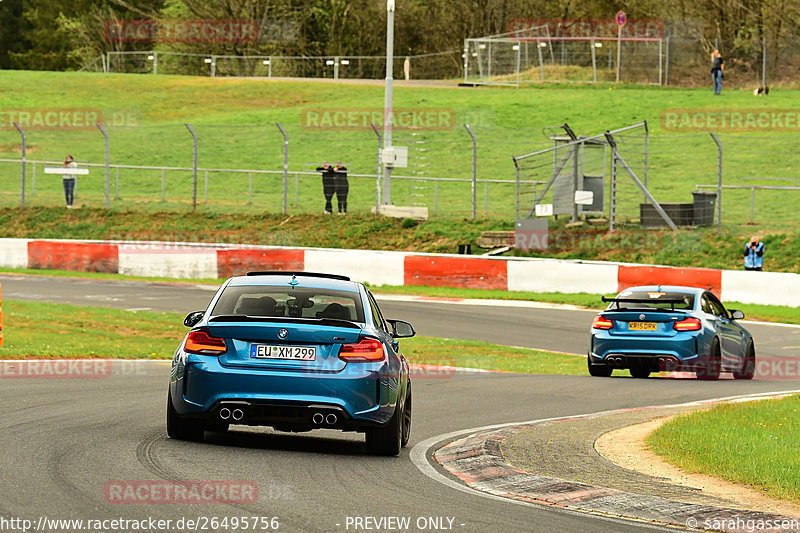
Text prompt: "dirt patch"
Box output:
[[595, 416, 800, 517]]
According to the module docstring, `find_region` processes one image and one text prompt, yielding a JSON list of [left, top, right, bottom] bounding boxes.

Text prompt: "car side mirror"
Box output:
[[730, 310, 745, 320], [184, 311, 205, 327], [387, 319, 415, 338]]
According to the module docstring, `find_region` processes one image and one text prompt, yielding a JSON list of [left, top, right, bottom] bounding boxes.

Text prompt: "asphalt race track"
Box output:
[[2, 274, 800, 533]]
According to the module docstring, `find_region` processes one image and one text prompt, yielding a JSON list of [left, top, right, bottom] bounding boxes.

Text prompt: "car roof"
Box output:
[[619, 285, 706, 296], [226, 272, 362, 293]]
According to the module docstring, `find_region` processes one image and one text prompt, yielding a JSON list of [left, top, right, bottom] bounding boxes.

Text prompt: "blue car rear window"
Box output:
[[212, 286, 365, 322], [611, 290, 695, 310]]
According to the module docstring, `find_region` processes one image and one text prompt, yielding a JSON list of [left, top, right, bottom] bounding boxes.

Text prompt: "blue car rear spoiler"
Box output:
[[601, 297, 688, 311]]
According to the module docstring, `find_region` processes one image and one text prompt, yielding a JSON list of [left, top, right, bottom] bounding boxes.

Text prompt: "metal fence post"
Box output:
[[13, 122, 25, 207], [464, 124, 477, 220], [644, 119, 649, 203], [710, 132, 722, 232], [185, 123, 198, 209], [371, 123, 382, 211], [96, 122, 110, 208], [276, 123, 289, 214]]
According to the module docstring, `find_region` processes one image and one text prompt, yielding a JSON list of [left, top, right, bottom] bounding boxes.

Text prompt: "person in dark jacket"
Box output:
[[711, 49, 724, 95], [316, 161, 336, 214], [744, 236, 764, 271], [333, 161, 349, 214]]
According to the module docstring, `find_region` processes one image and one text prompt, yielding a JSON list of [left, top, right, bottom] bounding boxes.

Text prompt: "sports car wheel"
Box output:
[[366, 394, 404, 456], [733, 341, 756, 380], [629, 364, 651, 379], [166, 391, 205, 442], [587, 355, 612, 377], [696, 338, 722, 381], [401, 384, 412, 448]]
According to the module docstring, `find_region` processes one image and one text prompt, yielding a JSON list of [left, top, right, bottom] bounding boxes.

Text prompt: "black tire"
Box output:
[[587, 355, 613, 377], [696, 338, 722, 381], [629, 365, 651, 379], [166, 390, 205, 442], [733, 341, 756, 380], [365, 389, 404, 456], [401, 384, 412, 448]]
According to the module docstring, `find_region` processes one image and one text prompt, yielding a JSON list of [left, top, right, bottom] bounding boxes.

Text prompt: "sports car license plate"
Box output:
[[250, 345, 316, 361], [628, 322, 657, 331]]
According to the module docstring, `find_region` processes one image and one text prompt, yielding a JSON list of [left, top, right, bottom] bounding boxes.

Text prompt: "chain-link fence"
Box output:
[[513, 123, 800, 231], [88, 51, 463, 80], [2, 120, 799, 228]]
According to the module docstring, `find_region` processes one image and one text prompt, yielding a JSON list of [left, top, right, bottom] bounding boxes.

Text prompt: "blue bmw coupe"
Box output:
[[167, 272, 415, 456], [588, 285, 755, 380]]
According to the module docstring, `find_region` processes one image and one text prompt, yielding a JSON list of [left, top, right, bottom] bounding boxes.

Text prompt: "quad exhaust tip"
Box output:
[[312, 412, 339, 426], [232, 409, 244, 421], [219, 407, 231, 420]]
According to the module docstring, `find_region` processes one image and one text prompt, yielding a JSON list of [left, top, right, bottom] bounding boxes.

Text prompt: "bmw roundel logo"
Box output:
[[278, 328, 288, 339], [639, 314, 646, 320]]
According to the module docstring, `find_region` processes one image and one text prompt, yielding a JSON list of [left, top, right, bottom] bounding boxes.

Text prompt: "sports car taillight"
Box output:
[[339, 337, 385, 362], [592, 316, 614, 330], [673, 317, 702, 331], [185, 329, 227, 355]]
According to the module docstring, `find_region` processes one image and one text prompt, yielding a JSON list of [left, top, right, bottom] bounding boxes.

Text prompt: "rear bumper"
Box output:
[[170, 353, 401, 429], [589, 333, 701, 370]]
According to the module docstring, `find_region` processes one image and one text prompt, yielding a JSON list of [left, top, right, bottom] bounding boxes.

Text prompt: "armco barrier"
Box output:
[[404, 255, 507, 290], [217, 248, 304, 278], [0, 238, 797, 308], [618, 265, 722, 296], [28, 241, 118, 273]]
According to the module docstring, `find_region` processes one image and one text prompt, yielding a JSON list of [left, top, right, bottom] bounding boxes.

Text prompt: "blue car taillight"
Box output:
[[339, 337, 384, 362], [673, 317, 702, 332], [592, 315, 614, 330], [184, 328, 227, 355]]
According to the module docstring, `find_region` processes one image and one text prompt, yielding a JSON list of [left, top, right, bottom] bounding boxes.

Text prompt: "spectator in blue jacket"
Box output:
[[744, 236, 764, 271]]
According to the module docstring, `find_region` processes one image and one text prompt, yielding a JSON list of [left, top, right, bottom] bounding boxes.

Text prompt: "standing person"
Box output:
[[711, 49, 724, 95], [316, 161, 335, 214], [62, 154, 77, 208], [333, 161, 349, 214], [744, 236, 764, 271]]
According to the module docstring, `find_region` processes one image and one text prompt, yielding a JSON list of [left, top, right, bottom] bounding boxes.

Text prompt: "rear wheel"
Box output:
[[366, 389, 405, 456], [401, 384, 412, 448], [696, 339, 722, 381], [587, 355, 612, 377], [733, 341, 756, 380], [166, 390, 205, 442], [629, 364, 651, 379]]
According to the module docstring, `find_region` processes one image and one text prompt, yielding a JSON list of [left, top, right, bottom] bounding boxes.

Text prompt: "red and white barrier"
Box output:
[[0, 238, 796, 308]]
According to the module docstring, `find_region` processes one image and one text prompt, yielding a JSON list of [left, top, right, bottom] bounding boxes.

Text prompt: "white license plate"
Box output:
[[250, 345, 316, 361]]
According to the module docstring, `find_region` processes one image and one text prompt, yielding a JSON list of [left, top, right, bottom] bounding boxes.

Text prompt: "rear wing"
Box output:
[[601, 296, 688, 311], [208, 315, 361, 329]]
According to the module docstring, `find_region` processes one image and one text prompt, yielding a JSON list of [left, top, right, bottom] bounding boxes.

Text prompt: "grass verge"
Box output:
[[0, 299, 586, 375], [647, 395, 800, 503]]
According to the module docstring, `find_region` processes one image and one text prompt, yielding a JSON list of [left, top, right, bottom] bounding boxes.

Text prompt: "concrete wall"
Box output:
[[0, 238, 795, 307]]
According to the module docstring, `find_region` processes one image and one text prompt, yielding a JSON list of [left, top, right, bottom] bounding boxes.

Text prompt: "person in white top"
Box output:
[[62, 154, 77, 207]]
